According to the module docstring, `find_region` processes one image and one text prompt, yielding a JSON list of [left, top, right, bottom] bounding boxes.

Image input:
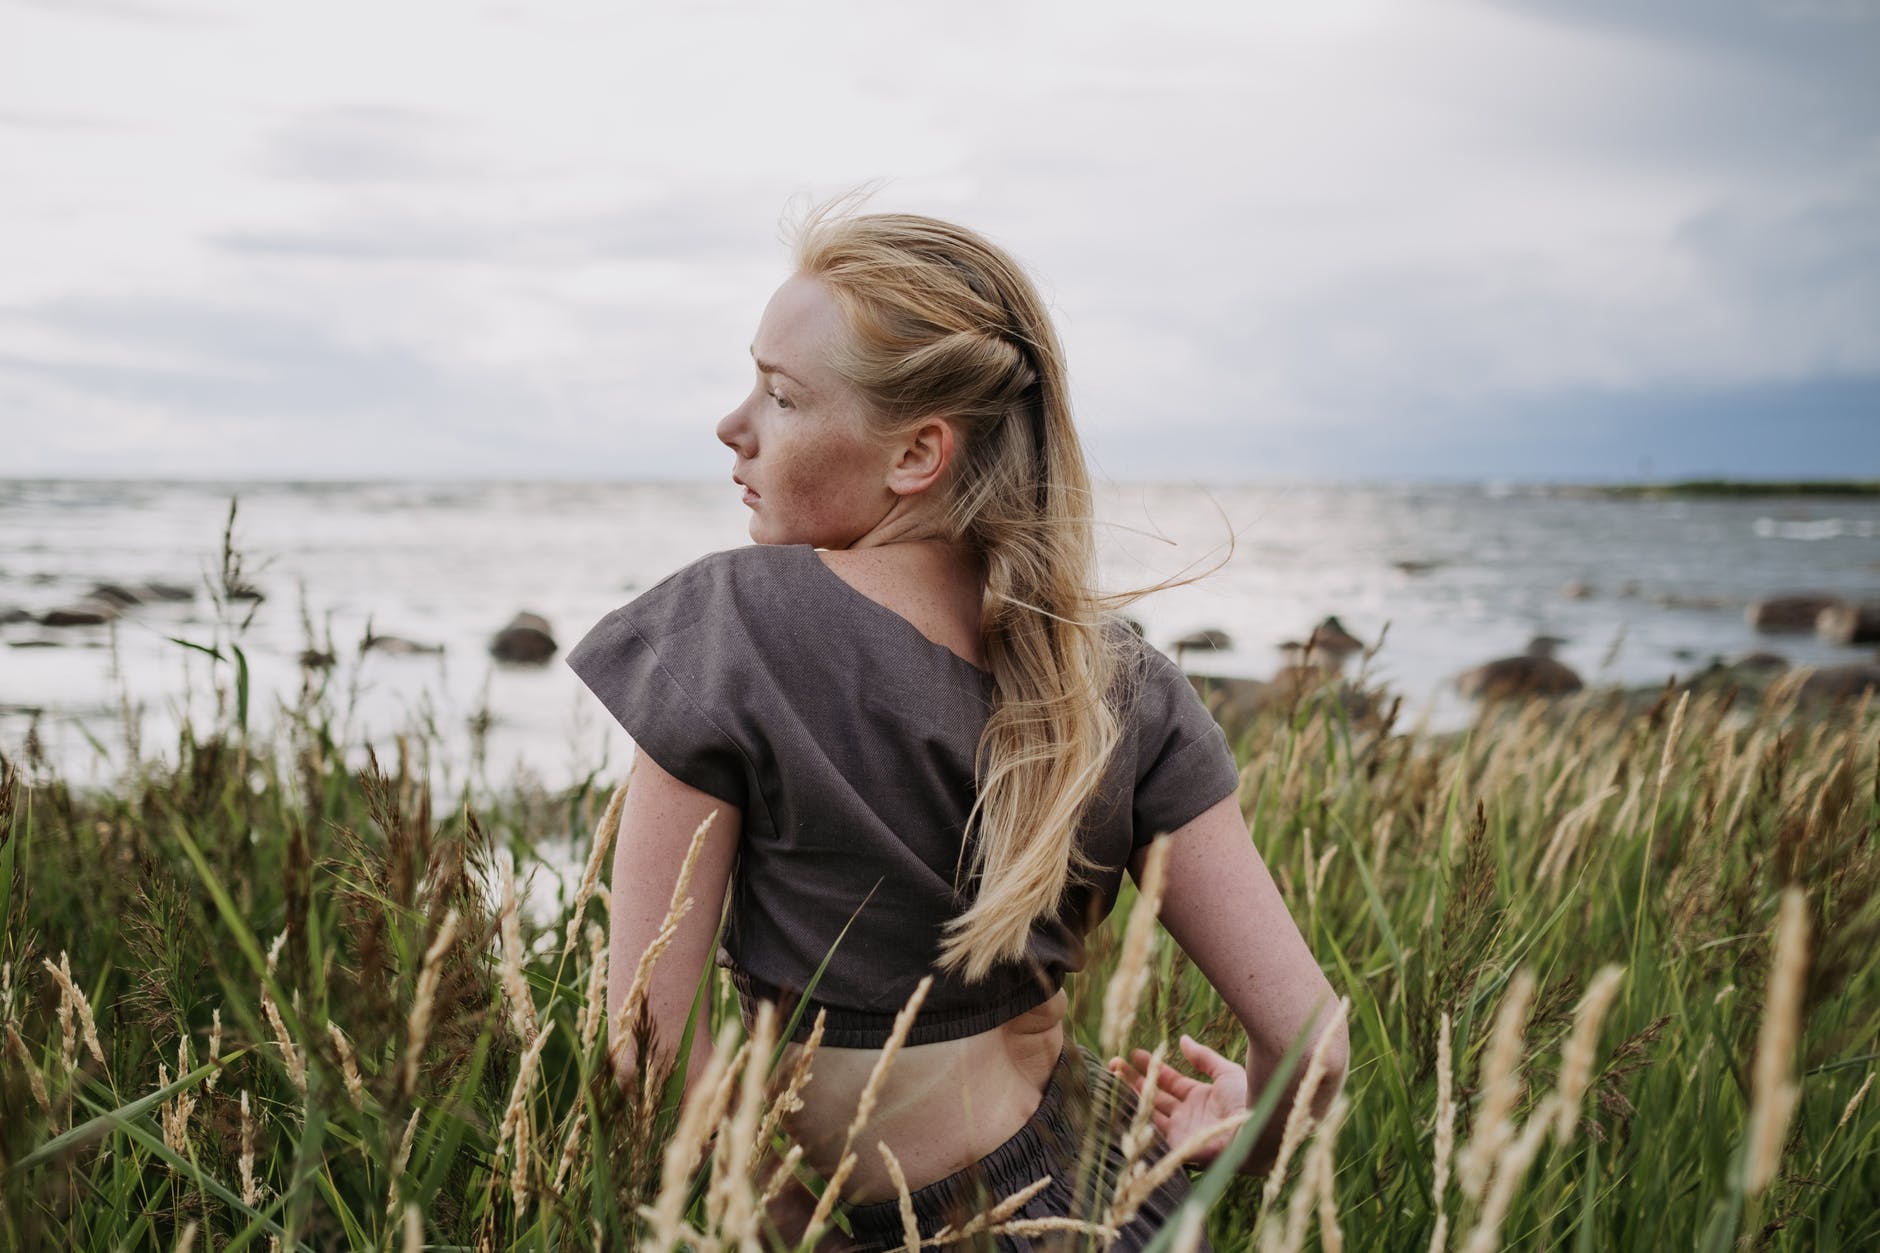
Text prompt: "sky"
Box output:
[[1, 0, 1876, 483]]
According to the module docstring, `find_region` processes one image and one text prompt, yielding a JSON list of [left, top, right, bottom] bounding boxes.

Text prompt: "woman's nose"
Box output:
[[716, 398, 753, 453]]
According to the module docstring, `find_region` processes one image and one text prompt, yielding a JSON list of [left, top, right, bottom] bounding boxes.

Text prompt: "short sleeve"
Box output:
[[564, 556, 755, 810], [1127, 640, 1240, 850]]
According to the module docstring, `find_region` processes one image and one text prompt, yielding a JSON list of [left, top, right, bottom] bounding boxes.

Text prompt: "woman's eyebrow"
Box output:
[[748, 346, 805, 387]]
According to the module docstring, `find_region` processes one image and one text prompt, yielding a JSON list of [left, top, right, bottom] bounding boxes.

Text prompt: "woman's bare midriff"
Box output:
[[779, 989, 1069, 1203]]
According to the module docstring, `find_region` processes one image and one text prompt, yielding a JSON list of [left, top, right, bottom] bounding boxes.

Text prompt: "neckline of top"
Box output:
[[788, 543, 994, 681]]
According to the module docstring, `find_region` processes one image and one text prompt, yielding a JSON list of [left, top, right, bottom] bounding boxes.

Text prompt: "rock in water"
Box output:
[[1817, 602, 1880, 646], [1172, 628, 1233, 653], [1747, 594, 1844, 634], [40, 599, 120, 627], [362, 631, 443, 656], [137, 581, 197, 602], [1189, 673, 1269, 731], [1457, 636, 1584, 701], [87, 582, 145, 607], [1307, 615, 1364, 660], [491, 612, 557, 664], [1798, 664, 1880, 703]]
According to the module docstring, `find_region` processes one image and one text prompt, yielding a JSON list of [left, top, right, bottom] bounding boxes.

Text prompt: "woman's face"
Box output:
[[716, 273, 898, 548]]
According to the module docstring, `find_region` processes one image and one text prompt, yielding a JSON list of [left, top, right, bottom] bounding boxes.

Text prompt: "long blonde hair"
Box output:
[[794, 207, 1123, 983]]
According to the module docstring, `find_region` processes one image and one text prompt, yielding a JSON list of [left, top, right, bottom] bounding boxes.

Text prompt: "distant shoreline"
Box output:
[[1579, 479, 1880, 499], [2, 475, 1878, 496]]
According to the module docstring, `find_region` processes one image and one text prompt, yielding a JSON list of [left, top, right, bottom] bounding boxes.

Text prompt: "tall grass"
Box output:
[[1, 529, 1876, 1249]]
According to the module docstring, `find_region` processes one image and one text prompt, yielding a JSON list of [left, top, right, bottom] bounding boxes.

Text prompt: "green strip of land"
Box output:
[[1591, 479, 1880, 498]]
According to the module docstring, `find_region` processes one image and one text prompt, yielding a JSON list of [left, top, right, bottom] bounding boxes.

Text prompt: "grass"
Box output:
[[1, 519, 1877, 1250]]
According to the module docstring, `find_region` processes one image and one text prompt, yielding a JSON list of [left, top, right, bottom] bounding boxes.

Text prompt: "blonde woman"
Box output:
[[568, 208, 1346, 1250]]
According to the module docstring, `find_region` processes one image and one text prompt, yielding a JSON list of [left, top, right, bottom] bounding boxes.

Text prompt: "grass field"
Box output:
[[2, 564, 1876, 1250]]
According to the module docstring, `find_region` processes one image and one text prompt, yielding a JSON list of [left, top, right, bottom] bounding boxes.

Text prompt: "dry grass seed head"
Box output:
[[843, 975, 934, 1153], [578, 922, 609, 1055], [1746, 887, 1809, 1194], [1099, 834, 1171, 1056], [5, 1023, 53, 1122], [239, 1089, 260, 1207], [1552, 965, 1625, 1141], [402, 907, 461, 1096], [753, 1007, 826, 1175], [498, 858, 538, 1045], [709, 1000, 777, 1241], [1430, 1011, 1455, 1200], [1836, 1072, 1873, 1133], [927, 1172, 1054, 1246], [1456, 968, 1534, 1202], [563, 780, 627, 958], [876, 1140, 921, 1253], [610, 809, 719, 1065], [641, 1017, 741, 1248], [1457, 1099, 1554, 1253], [326, 1021, 366, 1109], [1259, 996, 1352, 1221]]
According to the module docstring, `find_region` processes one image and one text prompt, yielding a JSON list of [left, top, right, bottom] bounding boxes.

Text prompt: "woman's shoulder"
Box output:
[[615, 543, 806, 628]]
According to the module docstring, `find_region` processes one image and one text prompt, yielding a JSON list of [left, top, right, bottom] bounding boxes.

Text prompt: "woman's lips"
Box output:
[[734, 474, 759, 505], [741, 485, 759, 505]]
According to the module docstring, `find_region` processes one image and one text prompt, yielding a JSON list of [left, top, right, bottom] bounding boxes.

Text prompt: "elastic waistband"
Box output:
[[729, 966, 1059, 1048], [842, 1040, 1124, 1249]]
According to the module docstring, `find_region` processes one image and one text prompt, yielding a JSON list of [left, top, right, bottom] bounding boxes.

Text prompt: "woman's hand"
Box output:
[[1108, 1033, 1249, 1165]]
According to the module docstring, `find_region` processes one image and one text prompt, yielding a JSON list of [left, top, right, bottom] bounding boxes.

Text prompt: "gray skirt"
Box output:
[[842, 1038, 1215, 1252]]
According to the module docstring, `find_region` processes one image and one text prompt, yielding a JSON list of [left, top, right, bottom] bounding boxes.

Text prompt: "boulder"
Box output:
[[1171, 628, 1233, 653], [1307, 615, 1364, 658], [1394, 559, 1442, 576], [88, 582, 144, 607], [1654, 593, 1731, 612], [137, 581, 196, 602], [362, 631, 443, 656], [1797, 664, 1880, 704], [491, 612, 557, 664], [39, 598, 120, 627], [1189, 673, 1270, 730], [0, 607, 32, 625], [299, 649, 337, 670], [1560, 579, 1595, 600], [1817, 602, 1880, 646], [1458, 637, 1584, 702], [1748, 594, 1845, 634]]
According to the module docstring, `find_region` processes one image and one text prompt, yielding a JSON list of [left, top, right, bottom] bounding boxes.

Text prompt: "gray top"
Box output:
[[566, 543, 1239, 1046]]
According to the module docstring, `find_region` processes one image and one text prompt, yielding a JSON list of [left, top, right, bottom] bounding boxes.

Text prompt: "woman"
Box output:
[[567, 208, 1346, 1250]]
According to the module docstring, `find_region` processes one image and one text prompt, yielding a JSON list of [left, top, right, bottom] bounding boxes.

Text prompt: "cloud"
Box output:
[[248, 104, 483, 184], [2, 0, 1876, 479], [210, 189, 782, 266], [7, 0, 225, 26]]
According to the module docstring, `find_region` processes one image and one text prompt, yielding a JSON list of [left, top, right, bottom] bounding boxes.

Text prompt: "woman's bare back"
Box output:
[[780, 990, 1068, 1202]]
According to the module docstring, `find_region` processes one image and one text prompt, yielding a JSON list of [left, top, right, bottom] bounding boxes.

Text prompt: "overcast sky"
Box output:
[[2, 0, 1876, 482]]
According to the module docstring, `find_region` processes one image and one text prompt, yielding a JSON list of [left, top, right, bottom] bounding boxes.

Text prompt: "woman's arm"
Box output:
[[1111, 792, 1349, 1175], [606, 750, 742, 1102]]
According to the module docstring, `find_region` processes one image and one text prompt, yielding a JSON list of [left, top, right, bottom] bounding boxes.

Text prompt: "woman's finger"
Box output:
[[1130, 1047, 1198, 1099], [1177, 1033, 1238, 1081]]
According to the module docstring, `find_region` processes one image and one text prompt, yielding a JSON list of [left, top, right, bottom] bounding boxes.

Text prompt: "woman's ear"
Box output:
[[885, 416, 957, 497]]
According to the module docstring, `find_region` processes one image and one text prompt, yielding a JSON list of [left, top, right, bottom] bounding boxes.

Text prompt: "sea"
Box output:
[[3, 478, 1876, 799]]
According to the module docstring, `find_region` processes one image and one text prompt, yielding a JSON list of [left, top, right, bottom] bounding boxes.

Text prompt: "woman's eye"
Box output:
[[769, 389, 792, 410]]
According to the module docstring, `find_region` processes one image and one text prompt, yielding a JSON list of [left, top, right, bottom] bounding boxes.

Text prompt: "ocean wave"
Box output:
[[1753, 517, 1875, 541]]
